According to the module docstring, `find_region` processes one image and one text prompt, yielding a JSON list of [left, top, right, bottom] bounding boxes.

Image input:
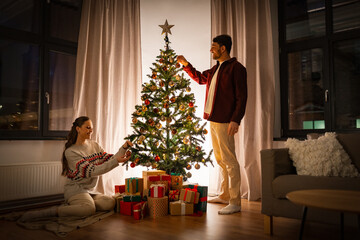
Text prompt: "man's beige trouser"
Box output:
[[210, 121, 241, 206]]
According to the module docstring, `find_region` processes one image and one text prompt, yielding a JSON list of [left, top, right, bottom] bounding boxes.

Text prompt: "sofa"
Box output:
[[260, 132, 360, 234]]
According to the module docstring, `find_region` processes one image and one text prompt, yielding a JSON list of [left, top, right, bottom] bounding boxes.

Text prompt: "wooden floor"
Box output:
[[1, 199, 359, 240]]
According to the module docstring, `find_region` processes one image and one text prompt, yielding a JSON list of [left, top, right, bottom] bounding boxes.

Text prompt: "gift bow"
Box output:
[[150, 184, 165, 197], [169, 190, 180, 200]]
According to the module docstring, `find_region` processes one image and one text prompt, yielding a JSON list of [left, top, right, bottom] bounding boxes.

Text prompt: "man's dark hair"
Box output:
[[213, 34, 232, 54]]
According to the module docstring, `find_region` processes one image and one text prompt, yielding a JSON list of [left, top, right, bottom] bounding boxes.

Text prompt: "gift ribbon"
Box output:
[[133, 202, 147, 219], [181, 202, 186, 215], [150, 184, 165, 198], [127, 177, 139, 193], [184, 188, 197, 203], [200, 196, 207, 202]]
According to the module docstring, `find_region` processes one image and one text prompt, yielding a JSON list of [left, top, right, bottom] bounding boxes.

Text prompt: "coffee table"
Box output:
[[286, 189, 360, 240]]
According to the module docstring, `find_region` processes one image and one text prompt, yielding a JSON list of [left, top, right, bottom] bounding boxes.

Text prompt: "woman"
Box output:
[[20, 116, 132, 221]]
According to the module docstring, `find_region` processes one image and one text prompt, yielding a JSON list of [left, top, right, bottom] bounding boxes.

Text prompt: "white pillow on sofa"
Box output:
[[285, 132, 360, 177]]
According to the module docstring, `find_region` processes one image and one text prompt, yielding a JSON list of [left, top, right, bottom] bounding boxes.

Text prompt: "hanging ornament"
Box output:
[[195, 163, 200, 170], [196, 146, 201, 151], [139, 135, 146, 141], [145, 162, 151, 167], [169, 57, 174, 63], [186, 164, 192, 170], [171, 129, 177, 134], [152, 73, 157, 79], [137, 140, 142, 145], [170, 96, 176, 103], [145, 99, 150, 105], [166, 117, 172, 123], [187, 115, 192, 121], [203, 129, 208, 134], [156, 122, 162, 129], [130, 162, 136, 168], [179, 105, 185, 111], [189, 102, 194, 108], [159, 81, 165, 87], [169, 81, 175, 87], [183, 137, 190, 145], [148, 118, 155, 127], [141, 94, 148, 101], [186, 87, 191, 92], [160, 116, 166, 122], [150, 85, 157, 91], [136, 109, 142, 115], [140, 127, 146, 134], [142, 106, 148, 112], [132, 118, 138, 124], [176, 75, 181, 80], [159, 58, 164, 64], [134, 158, 140, 164], [153, 108, 159, 114], [163, 66, 168, 71], [163, 102, 169, 108], [183, 176, 187, 182], [202, 159, 206, 163], [154, 155, 160, 162], [176, 63, 181, 68], [186, 172, 192, 178]]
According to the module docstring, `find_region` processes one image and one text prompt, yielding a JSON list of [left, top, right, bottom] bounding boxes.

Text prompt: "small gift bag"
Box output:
[[171, 173, 183, 190]]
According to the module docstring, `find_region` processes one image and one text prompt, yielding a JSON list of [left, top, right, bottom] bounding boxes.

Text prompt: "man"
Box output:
[[177, 34, 247, 214]]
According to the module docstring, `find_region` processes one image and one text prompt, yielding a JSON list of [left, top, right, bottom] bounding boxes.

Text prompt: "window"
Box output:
[[0, 0, 82, 139], [279, 0, 360, 138]]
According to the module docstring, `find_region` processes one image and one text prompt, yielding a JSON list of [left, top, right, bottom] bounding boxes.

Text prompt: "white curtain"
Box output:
[[211, 0, 276, 200], [73, 0, 142, 195]]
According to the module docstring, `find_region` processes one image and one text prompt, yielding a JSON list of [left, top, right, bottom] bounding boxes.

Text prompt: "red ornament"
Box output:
[[189, 102, 194, 108], [145, 99, 150, 105], [155, 155, 160, 162], [196, 146, 201, 151], [130, 162, 136, 168], [176, 63, 180, 68]]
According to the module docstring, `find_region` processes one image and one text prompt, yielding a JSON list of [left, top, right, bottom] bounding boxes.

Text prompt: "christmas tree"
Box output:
[[124, 20, 213, 180]]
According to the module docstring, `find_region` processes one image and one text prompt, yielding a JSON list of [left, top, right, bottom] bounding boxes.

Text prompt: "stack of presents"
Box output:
[[113, 170, 208, 219]]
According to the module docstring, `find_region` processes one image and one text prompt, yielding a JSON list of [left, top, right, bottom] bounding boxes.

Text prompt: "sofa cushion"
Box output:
[[337, 133, 360, 172], [272, 174, 360, 199], [285, 132, 359, 177]]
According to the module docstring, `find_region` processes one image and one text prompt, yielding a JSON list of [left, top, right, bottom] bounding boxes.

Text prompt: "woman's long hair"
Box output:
[[61, 116, 90, 176]]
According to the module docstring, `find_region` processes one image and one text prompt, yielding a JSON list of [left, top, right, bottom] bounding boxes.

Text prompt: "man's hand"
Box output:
[[228, 121, 239, 136], [177, 55, 189, 67]]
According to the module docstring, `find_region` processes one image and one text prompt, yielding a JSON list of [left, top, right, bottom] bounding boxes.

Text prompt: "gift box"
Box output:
[[150, 184, 165, 198], [170, 201, 194, 216], [120, 200, 137, 216], [179, 188, 200, 204], [123, 192, 142, 202], [142, 170, 166, 191], [170, 174, 183, 190], [183, 184, 208, 212], [113, 193, 124, 213], [115, 185, 125, 194], [147, 174, 171, 193], [125, 177, 143, 194], [147, 196, 168, 218], [133, 201, 147, 220], [169, 190, 180, 201]]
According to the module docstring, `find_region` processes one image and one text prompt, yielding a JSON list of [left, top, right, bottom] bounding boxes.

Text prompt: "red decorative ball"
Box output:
[[145, 99, 150, 105], [189, 102, 194, 108], [176, 63, 180, 68], [196, 146, 201, 151], [130, 162, 136, 168], [153, 108, 159, 114], [155, 155, 160, 162]]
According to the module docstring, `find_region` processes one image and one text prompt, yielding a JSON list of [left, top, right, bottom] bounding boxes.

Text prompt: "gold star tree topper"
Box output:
[[159, 19, 174, 35]]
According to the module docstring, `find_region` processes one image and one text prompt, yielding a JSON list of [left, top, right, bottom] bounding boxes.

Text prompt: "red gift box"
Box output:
[[120, 200, 137, 216], [147, 174, 171, 193], [133, 201, 147, 220], [150, 184, 165, 198], [115, 185, 125, 194]]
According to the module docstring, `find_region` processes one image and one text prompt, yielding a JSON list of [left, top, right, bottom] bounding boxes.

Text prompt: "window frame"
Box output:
[[278, 0, 360, 138], [0, 0, 81, 140]]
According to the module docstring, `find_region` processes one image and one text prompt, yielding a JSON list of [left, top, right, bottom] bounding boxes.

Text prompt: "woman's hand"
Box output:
[[117, 154, 131, 163], [122, 140, 133, 150]]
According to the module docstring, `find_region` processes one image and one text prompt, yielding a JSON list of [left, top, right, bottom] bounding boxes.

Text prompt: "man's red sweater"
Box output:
[[183, 57, 247, 124]]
